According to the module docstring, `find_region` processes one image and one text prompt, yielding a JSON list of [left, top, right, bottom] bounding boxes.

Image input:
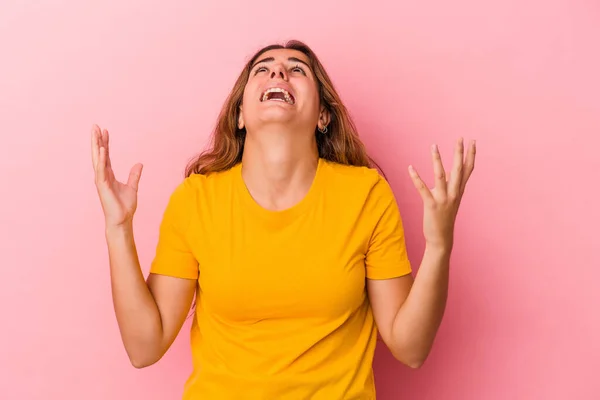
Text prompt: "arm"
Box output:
[[367, 245, 449, 368], [106, 223, 196, 368], [91, 125, 198, 369], [368, 138, 475, 368]]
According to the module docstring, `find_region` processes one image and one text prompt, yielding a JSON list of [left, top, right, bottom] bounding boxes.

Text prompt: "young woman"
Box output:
[[91, 40, 476, 399]]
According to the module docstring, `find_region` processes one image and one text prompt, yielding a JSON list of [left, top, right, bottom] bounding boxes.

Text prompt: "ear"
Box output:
[[237, 105, 245, 129], [317, 106, 331, 130]]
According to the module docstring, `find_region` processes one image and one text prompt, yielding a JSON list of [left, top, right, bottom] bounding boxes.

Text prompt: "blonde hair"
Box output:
[[185, 40, 382, 177]]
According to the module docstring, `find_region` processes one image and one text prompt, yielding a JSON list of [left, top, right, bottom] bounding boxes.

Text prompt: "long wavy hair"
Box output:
[[184, 40, 382, 177]]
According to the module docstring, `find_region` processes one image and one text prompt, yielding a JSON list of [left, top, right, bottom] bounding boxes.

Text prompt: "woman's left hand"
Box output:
[[408, 138, 476, 251]]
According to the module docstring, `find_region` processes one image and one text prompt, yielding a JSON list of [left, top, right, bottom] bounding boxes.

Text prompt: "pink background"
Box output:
[[1, 1, 598, 399]]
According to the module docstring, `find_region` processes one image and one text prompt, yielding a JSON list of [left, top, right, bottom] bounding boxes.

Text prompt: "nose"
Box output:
[[270, 63, 288, 80]]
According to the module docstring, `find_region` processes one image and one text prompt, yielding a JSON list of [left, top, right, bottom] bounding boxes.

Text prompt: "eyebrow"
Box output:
[[251, 56, 311, 70]]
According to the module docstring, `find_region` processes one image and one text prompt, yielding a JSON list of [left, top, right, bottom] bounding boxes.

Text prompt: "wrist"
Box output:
[[105, 221, 134, 238], [424, 242, 452, 260]]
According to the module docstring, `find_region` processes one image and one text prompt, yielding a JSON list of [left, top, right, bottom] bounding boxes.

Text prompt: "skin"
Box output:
[[91, 48, 476, 370], [91, 129, 195, 368], [368, 139, 475, 368], [237, 49, 329, 211]]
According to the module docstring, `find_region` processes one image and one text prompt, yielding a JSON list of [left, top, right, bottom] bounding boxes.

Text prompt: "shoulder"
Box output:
[[175, 164, 238, 193], [321, 159, 395, 201], [165, 165, 238, 210]]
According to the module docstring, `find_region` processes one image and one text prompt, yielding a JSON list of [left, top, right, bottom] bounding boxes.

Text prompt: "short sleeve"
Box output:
[[149, 179, 199, 280], [365, 176, 412, 280]]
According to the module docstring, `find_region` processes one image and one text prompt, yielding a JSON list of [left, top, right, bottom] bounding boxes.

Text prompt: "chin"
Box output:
[[257, 107, 296, 123]]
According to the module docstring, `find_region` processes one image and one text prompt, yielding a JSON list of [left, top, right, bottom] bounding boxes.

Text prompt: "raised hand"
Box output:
[[91, 125, 143, 228], [408, 138, 476, 251]]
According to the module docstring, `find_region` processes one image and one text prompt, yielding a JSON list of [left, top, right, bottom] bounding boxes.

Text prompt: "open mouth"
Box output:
[[260, 87, 295, 105]]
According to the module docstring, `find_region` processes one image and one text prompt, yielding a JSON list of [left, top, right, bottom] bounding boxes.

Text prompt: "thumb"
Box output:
[[127, 163, 143, 191]]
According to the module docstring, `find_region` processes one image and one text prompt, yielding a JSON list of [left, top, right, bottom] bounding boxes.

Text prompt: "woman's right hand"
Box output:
[[91, 124, 143, 228]]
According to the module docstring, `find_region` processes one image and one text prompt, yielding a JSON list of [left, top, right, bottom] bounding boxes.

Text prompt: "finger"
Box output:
[[460, 140, 476, 193], [431, 144, 447, 195], [408, 165, 434, 204], [448, 137, 464, 197], [101, 129, 116, 182], [96, 145, 107, 184], [91, 125, 100, 170], [102, 129, 112, 168], [127, 163, 143, 192]]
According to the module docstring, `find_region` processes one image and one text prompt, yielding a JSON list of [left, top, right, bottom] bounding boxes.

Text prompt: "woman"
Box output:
[[91, 40, 475, 399]]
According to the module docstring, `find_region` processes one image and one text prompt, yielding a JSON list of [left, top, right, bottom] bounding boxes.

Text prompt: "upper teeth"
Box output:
[[261, 87, 294, 104]]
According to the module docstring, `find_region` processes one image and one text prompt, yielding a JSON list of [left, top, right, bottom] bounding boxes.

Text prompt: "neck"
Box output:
[[241, 128, 319, 211]]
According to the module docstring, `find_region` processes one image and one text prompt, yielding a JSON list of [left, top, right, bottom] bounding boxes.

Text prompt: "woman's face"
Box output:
[[238, 48, 325, 134]]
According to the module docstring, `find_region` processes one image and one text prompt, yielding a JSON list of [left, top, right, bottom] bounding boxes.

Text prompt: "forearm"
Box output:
[[391, 245, 451, 367], [105, 224, 164, 366]]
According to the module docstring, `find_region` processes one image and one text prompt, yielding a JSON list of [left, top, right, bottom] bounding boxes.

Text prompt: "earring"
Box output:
[[319, 125, 328, 134]]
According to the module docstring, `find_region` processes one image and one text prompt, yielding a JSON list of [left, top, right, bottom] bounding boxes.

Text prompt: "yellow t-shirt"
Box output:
[[150, 158, 412, 400]]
